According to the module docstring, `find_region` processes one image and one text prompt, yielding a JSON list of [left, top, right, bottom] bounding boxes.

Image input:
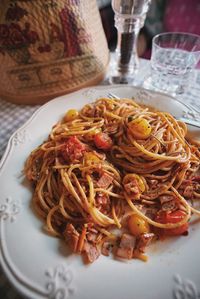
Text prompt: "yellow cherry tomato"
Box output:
[[85, 128, 102, 140], [84, 152, 100, 165], [128, 117, 151, 139], [64, 109, 79, 122], [128, 214, 150, 236]]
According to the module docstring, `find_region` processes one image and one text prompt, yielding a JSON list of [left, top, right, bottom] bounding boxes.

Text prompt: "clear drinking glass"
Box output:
[[110, 0, 151, 84], [144, 32, 200, 95]]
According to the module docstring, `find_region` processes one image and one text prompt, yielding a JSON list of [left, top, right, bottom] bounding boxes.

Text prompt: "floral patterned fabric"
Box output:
[[0, 0, 109, 104]]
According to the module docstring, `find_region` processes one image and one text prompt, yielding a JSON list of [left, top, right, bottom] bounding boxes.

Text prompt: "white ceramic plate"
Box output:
[[0, 85, 200, 299]]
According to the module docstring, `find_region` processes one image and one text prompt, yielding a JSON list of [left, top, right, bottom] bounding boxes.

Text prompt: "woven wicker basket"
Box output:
[[0, 0, 109, 104]]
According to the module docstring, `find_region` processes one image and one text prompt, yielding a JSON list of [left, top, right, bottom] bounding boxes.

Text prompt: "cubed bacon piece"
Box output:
[[161, 200, 177, 212], [86, 226, 98, 242], [61, 136, 86, 161], [101, 241, 112, 256], [124, 181, 140, 199], [160, 195, 177, 212], [95, 194, 110, 214], [63, 223, 80, 252], [192, 175, 200, 182], [116, 233, 135, 260], [83, 241, 100, 263], [183, 185, 194, 198], [97, 172, 113, 189], [95, 194, 109, 206], [159, 195, 174, 204], [136, 233, 154, 253], [87, 232, 98, 243], [179, 179, 192, 188]]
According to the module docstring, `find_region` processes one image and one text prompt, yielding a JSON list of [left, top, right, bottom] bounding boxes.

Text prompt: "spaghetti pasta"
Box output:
[[25, 97, 200, 263]]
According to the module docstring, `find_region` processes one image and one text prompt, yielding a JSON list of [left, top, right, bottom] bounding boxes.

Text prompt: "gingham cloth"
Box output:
[[0, 100, 39, 299], [0, 100, 40, 159], [0, 58, 200, 299]]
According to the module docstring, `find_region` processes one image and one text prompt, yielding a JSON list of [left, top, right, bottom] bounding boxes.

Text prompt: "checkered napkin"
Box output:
[[0, 98, 39, 160], [0, 98, 39, 299]]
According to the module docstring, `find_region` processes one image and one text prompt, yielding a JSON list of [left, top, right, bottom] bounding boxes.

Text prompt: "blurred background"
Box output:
[[98, 0, 200, 58]]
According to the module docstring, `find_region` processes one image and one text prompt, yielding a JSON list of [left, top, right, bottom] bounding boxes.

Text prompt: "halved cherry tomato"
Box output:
[[155, 210, 188, 236], [128, 118, 151, 139], [84, 152, 100, 166], [128, 214, 150, 236], [94, 133, 113, 151], [85, 128, 102, 141], [163, 224, 189, 236]]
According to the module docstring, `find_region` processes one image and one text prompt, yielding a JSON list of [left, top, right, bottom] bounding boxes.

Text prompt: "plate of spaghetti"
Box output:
[[0, 85, 200, 299]]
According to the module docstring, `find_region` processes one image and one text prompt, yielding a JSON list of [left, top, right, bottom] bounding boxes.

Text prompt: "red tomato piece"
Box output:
[[156, 210, 185, 223], [94, 133, 113, 150], [155, 210, 188, 236], [164, 223, 189, 236]]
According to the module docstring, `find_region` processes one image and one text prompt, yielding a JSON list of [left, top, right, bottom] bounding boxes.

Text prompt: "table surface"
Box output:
[[0, 58, 200, 299]]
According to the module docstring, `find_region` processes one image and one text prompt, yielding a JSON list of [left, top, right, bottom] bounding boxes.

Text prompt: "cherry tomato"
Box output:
[[94, 133, 113, 150], [84, 152, 100, 165], [85, 128, 102, 141], [128, 214, 150, 236], [64, 109, 79, 121], [163, 224, 189, 236], [128, 118, 151, 139], [155, 210, 188, 236]]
